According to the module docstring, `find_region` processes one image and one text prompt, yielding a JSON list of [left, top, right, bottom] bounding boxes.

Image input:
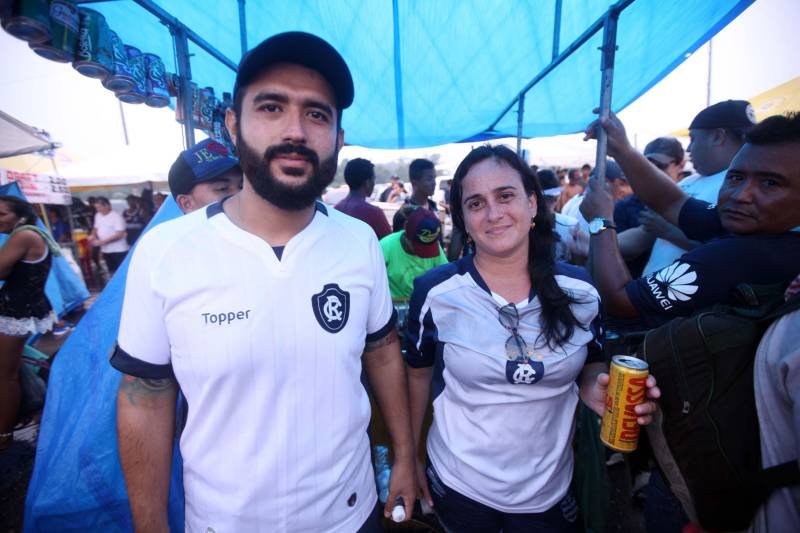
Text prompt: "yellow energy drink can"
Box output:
[[600, 355, 649, 452]]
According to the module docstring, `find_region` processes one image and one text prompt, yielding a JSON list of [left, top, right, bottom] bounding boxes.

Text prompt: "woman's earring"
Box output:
[[466, 234, 473, 245], [530, 218, 536, 230]]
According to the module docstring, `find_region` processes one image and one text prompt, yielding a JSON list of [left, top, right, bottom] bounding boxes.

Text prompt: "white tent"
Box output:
[[0, 109, 57, 158]]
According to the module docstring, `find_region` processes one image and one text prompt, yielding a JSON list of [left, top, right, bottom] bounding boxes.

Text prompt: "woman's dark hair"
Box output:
[[0, 195, 39, 227], [450, 145, 585, 350]]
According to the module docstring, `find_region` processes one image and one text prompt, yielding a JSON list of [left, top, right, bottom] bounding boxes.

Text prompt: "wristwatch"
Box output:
[[588, 217, 617, 235]]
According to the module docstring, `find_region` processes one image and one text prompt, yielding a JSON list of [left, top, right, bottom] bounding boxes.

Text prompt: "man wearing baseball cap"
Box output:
[[640, 100, 756, 275], [380, 207, 447, 301], [168, 138, 241, 214], [113, 32, 415, 532]]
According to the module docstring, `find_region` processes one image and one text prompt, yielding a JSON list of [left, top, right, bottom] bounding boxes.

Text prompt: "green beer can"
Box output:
[[73, 7, 113, 79], [2, 0, 51, 43], [30, 0, 80, 63]]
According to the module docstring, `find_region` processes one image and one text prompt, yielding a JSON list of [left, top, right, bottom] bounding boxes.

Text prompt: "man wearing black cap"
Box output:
[[581, 109, 800, 325], [168, 138, 241, 214], [113, 32, 415, 533], [643, 101, 755, 274], [583, 109, 800, 533]]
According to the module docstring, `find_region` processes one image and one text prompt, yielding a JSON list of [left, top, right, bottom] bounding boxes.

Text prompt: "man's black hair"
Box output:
[[745, 112, 800, 145], [581, 163, 592, 171], [343, 158, 375, 190], [409, 158, 434, 181], [93, 196, 111, 207]]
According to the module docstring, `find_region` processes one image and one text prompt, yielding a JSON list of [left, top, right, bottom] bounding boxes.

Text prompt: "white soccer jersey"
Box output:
[[112, 201, 395, 533], [404, 256, 601, 513]]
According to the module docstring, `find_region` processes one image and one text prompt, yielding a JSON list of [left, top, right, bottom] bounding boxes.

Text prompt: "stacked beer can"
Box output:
[[1, 0, 172, 109], [2, 0, 228, 144]]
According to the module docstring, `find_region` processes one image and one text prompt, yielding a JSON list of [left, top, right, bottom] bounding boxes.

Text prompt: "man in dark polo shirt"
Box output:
[[334, 157, 392, 239], [582, 111, 800, 328]]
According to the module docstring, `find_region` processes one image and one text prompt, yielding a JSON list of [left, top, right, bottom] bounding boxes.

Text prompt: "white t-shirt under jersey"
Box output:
[[643, 170, 726, 275], [113, 200, 395, 533]]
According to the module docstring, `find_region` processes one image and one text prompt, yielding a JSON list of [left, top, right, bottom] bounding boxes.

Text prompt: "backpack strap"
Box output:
[[750, 461, 800, 499], [10, 224, 61, 257]]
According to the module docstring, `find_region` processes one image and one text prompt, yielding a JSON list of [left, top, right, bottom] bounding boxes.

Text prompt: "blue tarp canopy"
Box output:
[[85, 0, 753, 148]]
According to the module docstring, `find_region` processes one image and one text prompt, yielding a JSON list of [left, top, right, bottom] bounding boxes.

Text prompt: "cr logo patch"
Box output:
[[505, 360, 545, 385], [312, 284, 350, 333]]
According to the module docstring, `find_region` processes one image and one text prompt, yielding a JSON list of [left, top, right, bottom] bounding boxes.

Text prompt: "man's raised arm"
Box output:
[[585, 111, 689, 225]]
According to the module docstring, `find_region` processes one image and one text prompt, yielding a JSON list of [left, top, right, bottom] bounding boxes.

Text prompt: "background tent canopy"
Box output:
[[0, 110, 58, 158], [86, 0, 752, 149]]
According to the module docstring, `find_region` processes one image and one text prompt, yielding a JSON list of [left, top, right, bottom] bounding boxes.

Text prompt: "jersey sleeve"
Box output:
[[110, 236, 173, 378], [366, 232, 397, 343], [624, 239, 731, 327], [678, 197, 726, 242], [585, 313, 604, 365], [403, 275, 438, 368]]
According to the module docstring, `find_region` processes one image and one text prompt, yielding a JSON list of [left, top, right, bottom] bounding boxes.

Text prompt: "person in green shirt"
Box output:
[[380, 207, 447, 301]]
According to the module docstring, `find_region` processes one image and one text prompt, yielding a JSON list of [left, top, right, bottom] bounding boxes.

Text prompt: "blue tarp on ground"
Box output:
[[0, 182, 89, 320], [24, 198, 183, 532], [73, 0, 752, 148]]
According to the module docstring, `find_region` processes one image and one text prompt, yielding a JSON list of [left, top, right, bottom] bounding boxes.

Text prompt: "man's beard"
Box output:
[[236, 133, 338, 211]]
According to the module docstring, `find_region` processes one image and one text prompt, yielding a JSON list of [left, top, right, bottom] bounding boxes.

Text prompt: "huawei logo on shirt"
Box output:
[[646, 262, 698, 310]]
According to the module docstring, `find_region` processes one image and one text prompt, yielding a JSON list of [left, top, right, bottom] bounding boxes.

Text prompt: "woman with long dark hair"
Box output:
[[405, 145, 658, 532], [0, 196, 58, 449]]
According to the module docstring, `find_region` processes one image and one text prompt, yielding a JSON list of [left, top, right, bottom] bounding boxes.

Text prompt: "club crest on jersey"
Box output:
[[312, 284, 350, 333], [505, 360, 545, 385]]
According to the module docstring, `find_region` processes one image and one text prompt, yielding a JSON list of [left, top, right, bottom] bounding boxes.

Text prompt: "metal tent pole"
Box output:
[[487, 0, 633, 135], [593, 5, 621, 182], [516, 94, 525, 156], [552, 0, 563, 60], [173, 26, 195, 147], [391, 0, 406, 148], [238, 0, 248, 56]]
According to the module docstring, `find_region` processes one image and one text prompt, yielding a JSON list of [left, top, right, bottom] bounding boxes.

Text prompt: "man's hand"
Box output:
[[580, 175, 615, 222], [385, 454, 416, 522], [640, 208, 678, 240], [583, 109, 634, 160]]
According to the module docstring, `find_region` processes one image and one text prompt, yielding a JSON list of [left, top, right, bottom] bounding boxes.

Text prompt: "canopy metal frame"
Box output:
[[493, 0, 633, 163], [76, 0, 631, 159]]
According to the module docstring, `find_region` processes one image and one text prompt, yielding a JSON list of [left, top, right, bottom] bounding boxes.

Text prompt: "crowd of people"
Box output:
[[2, 29, 798, 533]]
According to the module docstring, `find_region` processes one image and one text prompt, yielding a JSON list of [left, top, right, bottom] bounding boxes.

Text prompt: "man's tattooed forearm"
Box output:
[[120, 375, 177, 405]]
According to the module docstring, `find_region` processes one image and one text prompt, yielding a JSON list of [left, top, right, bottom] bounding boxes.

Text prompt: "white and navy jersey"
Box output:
[[627, 198, 800, 328], [112, 200, 395, 533], [404, 256, 601, 513]]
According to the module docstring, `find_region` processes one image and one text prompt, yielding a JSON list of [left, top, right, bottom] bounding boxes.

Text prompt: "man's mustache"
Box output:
[[263, 143, 320, 167]]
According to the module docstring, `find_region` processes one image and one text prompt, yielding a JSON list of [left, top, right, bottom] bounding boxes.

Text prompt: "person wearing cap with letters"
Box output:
[[380, 207, 447, 301], [112, 32, 415, 532], [168, 138, 241, 214]]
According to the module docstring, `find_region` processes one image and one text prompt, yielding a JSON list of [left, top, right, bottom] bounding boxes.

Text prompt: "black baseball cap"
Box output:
[[644, 137, 684, 166], [168, 139, 239, 196], [689, 100, 757, 130], [233, 31, 354, 110]]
